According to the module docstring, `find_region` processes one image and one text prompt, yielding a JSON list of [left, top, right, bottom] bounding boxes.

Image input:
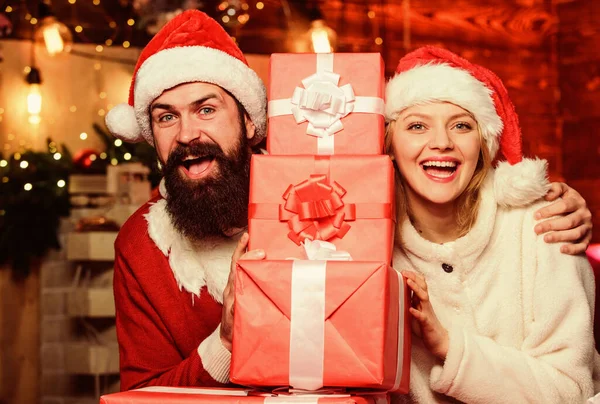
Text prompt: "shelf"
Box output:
[[66, 232, 119, 261], [64, 343, 119, 375], [67, 288, 115, 318]]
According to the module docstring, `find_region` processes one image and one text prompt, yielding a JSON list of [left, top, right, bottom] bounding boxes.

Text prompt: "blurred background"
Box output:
[[0, 1, 598, 403]]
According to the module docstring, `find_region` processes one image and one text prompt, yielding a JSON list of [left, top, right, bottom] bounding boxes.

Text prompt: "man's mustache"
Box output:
[[164, 142, 226, 170]]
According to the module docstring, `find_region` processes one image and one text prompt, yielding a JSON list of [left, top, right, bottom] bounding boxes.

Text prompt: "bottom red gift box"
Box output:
[[231, 260, 410, 393], [99, 386, 390, 403]]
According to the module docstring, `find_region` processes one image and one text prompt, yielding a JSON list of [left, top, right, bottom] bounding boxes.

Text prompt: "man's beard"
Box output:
[[163, 133, 251, 241]]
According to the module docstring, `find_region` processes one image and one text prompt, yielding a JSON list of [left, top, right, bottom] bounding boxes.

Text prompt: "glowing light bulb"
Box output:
[[57, 179, 66, 188], [20, 161, 29, 169], [24, 183, 33, 191], [27, 84, 42, 115]]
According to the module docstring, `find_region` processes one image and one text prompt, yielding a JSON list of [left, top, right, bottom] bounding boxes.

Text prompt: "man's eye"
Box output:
[[199, 107, 215, 115], [159, 114, 175, 122]]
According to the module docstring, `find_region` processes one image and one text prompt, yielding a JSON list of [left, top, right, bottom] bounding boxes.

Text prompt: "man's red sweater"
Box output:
[[114, 197, 233, 391]]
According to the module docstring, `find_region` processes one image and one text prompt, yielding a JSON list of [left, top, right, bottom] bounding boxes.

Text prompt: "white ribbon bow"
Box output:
[[301, 240, 352, 261], [290, 71, 355, 139]]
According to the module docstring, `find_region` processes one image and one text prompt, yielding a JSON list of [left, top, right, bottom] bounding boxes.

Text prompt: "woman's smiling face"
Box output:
[[390, 102, 482, 208]]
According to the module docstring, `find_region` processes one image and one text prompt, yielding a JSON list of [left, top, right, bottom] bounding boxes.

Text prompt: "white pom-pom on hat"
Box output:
[[105, 102, 146, 143]]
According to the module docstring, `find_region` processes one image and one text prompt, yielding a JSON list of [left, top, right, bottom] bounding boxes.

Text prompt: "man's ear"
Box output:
[[244, 114, 256, 141]]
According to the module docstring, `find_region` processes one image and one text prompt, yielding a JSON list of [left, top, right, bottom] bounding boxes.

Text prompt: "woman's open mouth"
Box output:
[[420, 160, 460, 182]]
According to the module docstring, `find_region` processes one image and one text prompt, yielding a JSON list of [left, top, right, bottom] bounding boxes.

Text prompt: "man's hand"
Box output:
[[534, 182, 593, 255], [220, 233, 265, 351], [402, 270, 449, 361]]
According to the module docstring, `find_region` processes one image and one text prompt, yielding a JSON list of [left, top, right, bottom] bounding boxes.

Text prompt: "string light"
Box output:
[[94, 63, 102, 70], [20, 161, 29, 169], [375, 37, 383, 45], [24, 183, 33, 191], [109, 21, 116, 28], [256, 2, 264, 9], [107, 103, 114, 110], [242, 3, 249, 10], [99, 92, 107, 99], [89, 154, 97, 162], [368, 11, 376, 18], [96, 45, 103, 52], [25, 13, 32, 20], [98, 109, 106, 116], [218, 1, 228, 11], [0, 160, 7, 167], [123, 153, 132, 160], [105, 39, 112, 46], [122, 41, 130, 48], [79, 132, 88, 140], [100, 152, 107, 159], [30, 18, 38, 25], [75, 25, 83, 33], [114, 139, 123, 147], [68, 0, 76, 4], [5, 6, 13, 12], [2, 177, 8, 183], [127, 19, 135, 26], [93, 0, 100, 5], [24, 66, 31, 74], [14, 153, 21, 160], [222, 16, 230, 23], [69, 105, 77, 112], [53, 152, 61, 160], [57, 179, 66, 188], [110, 158, 118, 166], [227, 8, 236, 16]]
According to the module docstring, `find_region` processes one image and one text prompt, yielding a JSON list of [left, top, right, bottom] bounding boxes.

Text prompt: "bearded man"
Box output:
[[106, 10, 593, 392]]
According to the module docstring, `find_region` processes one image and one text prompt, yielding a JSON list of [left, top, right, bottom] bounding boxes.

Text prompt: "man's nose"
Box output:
[[176, 115, 201, 145]]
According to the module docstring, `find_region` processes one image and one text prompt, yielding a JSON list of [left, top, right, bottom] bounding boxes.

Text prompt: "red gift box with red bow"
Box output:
[[248, 155, 395, 263]]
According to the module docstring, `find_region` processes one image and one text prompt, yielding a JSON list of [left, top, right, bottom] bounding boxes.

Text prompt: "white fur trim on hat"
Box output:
[[385, 63, 503, 159], [132, 45, 266, 145], [493, 158, 550, 207], [105, 102, 145, 143]]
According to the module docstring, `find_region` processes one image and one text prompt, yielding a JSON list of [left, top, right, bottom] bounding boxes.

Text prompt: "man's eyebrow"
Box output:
[[189, 93, 221, 109], [150, 93, 221, 113], [150, 103, 173, 112]]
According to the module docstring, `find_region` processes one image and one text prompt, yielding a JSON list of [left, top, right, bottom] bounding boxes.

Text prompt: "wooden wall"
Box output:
[[557, 0, 600, 244]]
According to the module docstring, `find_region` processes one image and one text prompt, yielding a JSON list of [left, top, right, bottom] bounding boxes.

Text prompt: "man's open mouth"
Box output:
[[181, 154, 216, 177]]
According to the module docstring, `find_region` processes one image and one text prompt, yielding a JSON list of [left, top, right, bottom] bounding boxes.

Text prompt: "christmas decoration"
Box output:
[[0, 139, 73, 277]]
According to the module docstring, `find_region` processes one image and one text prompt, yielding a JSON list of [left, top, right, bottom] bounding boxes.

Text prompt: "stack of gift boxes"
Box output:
[[100, 53, 410, 404], [231, 53, 411, 400]]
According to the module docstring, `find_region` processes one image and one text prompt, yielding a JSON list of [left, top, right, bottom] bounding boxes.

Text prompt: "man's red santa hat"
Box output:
[[105, 10, 266, 146], [385, 46, 549, 207]]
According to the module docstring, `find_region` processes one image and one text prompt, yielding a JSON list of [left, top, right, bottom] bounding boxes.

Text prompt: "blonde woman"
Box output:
[[386, 47, 598, 403]]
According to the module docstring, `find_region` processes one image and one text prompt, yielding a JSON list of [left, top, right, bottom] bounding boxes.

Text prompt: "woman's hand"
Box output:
[[402, 270, 449, 361]]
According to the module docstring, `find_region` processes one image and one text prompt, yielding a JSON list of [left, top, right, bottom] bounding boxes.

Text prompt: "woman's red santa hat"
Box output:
[[105, 10, 266, 146], [385, 46, 550, 207]]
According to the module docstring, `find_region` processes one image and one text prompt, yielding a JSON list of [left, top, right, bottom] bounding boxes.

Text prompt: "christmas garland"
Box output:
[[0, 139, 73, 277]]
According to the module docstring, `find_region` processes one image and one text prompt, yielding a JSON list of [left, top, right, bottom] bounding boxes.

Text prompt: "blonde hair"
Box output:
[[384, 119, 492, 245]]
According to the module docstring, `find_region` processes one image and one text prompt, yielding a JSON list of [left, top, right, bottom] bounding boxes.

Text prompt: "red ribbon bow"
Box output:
[[279, 175, 356, 245]]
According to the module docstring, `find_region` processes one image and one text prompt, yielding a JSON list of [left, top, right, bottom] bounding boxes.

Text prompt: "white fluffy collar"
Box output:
[[144, 198, 240, 303], [397, 176, 498, 269]]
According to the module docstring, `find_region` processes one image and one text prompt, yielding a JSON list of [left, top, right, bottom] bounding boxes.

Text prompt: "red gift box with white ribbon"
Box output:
[[230, 260, 411, 393], [267, 53, 385, 156], [99, 386, 390, 403]]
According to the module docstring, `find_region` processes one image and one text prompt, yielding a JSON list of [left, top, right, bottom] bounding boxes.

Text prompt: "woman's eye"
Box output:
[[408, 123, 425, 131], [454, 122, 473, 130]]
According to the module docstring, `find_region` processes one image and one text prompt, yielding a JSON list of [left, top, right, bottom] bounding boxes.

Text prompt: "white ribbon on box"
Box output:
[[288, 241, 405, 392], [268, 53, 385, 155]]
